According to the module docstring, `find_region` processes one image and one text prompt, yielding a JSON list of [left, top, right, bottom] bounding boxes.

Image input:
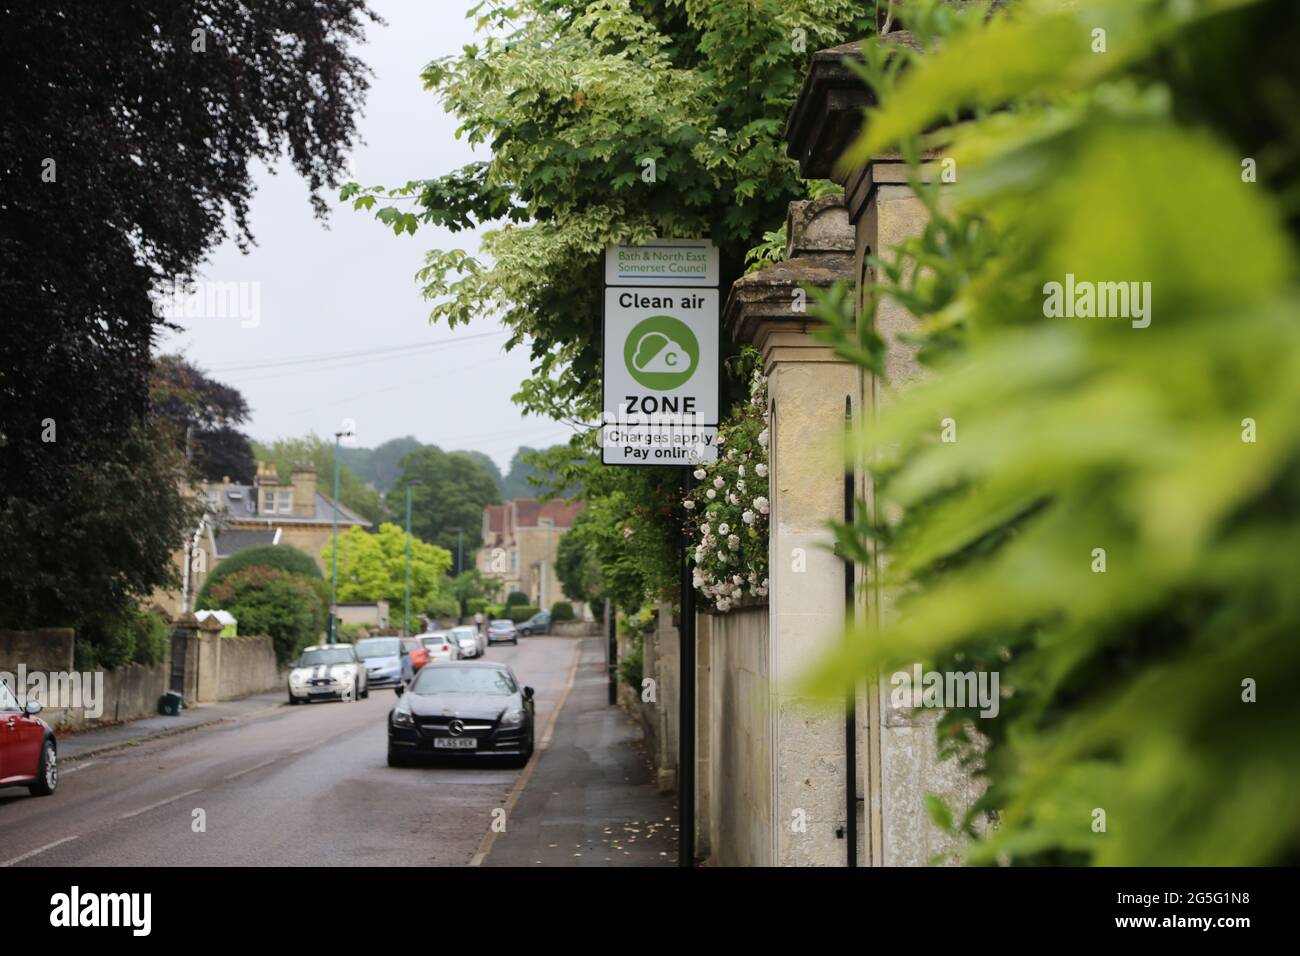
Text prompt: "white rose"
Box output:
[[754, 496, 769, 515], [757, 429, 769, 448], [742, 510, 755, 525], [738, 464, 746, 477], [693, 468, 706, 480], [700, 523, 711, 536], [706, 489, 716, 500], [718, 523, 730, 535], [713, 476, 725, 489], [683, 499, 695, 510], [755, 463, 768, 477], [728, 534, 740, 548]]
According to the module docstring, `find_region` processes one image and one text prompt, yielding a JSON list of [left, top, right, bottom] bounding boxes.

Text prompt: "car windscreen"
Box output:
[[355, 638, 401, 659], [297, 648, 355, 666], [489, 620, 513, 627], [422, 634, 449, 645], [411, 667, 517, 696]]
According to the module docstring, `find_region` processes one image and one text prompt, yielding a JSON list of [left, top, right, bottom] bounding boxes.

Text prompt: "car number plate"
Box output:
[[434, 738, 478, 749]]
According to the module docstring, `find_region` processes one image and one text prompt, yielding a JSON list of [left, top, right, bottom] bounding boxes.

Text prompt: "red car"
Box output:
[[0, 680, 57, 797], [400, 637, 429, 672]]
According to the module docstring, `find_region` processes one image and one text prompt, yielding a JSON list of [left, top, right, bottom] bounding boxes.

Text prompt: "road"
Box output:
[[0, 637, 580, 867]]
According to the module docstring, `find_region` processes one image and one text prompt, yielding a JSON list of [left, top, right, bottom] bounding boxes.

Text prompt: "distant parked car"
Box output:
[[355, 637, 404, 687], [0, 680, 57, 797], [420, 631, 459, 663], [401, 637, 430, 672], [517, 610, 551, 637], [451, 625, 485, 658], [387, 661, 535, 768], [487, 619, 518, 646], [287, 644, 368, 704]]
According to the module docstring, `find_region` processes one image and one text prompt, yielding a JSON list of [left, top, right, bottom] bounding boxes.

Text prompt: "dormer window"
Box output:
[[277, 491, 292, 514], [262, 490, 275, 513]]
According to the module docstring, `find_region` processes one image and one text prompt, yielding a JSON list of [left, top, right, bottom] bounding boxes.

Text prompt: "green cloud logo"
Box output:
[[624, 315, 699, 390]]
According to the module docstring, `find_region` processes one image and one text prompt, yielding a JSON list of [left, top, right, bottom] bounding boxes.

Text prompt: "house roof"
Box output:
[[211, 528, 278, 559], [210, 483, 370, 527], [505, 498, 584, 532]]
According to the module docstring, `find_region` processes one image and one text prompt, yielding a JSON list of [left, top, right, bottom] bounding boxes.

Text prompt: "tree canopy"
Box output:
[[322, 524, 453, 617], [389, 447, 502, 562], [0, 0, 377, 628]]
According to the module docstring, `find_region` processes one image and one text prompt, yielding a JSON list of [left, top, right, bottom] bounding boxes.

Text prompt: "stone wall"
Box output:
[[55, 662, 170, 731], [0, 628, 74, 672], [699, 605, 773, 866], [216, 635, 281, 701], [638, 603, 680, 793]]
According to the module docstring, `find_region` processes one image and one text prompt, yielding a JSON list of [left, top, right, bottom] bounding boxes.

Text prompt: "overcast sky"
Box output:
[[156, 0, 572, 472]]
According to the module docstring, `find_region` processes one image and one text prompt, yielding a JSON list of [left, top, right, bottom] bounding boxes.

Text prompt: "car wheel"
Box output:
[[387, 750, 408, 768], [288, 692, 299, 705], [361, 682, 369, 699], [29, 738, 57, 796]]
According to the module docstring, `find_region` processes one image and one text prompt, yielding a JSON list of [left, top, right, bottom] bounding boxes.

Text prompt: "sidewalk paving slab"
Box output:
[[483, 637, 678, 867], [57, 690, 286, 762]]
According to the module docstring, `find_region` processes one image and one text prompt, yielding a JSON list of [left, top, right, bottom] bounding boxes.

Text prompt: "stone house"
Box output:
[[155, 462, 371, 616], [477, 498, 585, 612]]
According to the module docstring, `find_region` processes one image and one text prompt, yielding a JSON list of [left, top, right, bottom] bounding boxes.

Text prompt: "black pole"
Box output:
[[679, 467, 696, 867], [606, 597, 617, 705], [844, 395, 858, 867]]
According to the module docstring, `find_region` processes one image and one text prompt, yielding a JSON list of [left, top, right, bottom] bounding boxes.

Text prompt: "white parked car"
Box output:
[[451, 624, 486, 658], [288, 644, 368, 704], [420, 631, 460, 663]]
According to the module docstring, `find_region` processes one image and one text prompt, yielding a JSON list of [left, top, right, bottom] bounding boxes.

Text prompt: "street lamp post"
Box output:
[[330, 423, 354, 644], [404, 479, 421, 637]]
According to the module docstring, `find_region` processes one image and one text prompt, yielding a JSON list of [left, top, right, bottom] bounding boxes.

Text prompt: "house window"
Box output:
[[278, 491, 292, 513], [263, 490, 275, 513]]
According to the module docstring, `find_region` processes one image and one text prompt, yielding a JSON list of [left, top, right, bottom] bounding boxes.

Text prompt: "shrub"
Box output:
[[506, 604, 540, 623], [505, 590, 529, 607], [465, 597, 489, 616], [131, 608, 169, 665], [618, 634, 643, 691], [195, 544, 320, 611], [550, 600, 575, 622], [424, 593, 460, 623], [208, 566, 326, 664]]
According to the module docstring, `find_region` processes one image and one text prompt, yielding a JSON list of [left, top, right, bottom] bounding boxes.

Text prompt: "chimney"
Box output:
[[291, 465, 317, 517]]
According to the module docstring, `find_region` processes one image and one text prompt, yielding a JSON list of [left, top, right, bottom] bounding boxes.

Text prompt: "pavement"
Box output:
[[481, 637, 678, 866], [56, 690, 287, 761]]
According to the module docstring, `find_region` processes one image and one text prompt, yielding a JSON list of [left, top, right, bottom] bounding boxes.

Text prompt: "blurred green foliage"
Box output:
[[810, 0, 1300, 865]]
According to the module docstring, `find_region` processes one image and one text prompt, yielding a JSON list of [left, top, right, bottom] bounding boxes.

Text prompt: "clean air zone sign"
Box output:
[[602, 283, 719, 465]]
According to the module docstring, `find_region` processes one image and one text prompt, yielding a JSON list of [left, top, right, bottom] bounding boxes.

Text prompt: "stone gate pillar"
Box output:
[[786, 32, 984, 866], [724, 195, 857, 865]]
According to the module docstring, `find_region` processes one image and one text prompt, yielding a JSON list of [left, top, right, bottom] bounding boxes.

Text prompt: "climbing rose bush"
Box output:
[[685, 363, 769, 611]]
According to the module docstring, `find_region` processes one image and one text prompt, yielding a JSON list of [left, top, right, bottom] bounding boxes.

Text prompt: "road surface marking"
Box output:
[[223, 758, 276, 781], [469, 640, 583, 867], [61, 760, 95, 775], [1, 835, 79, 867], [119, 787, 202, 820]]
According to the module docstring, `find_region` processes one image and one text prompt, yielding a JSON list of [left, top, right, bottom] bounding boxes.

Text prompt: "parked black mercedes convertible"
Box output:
[[387, 661, 535, 768]]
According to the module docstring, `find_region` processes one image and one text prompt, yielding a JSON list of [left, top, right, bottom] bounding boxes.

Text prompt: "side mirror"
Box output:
[[524, 686, 535, 700], [394, 686, 404, 697], [25, 699, 42, 716]]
